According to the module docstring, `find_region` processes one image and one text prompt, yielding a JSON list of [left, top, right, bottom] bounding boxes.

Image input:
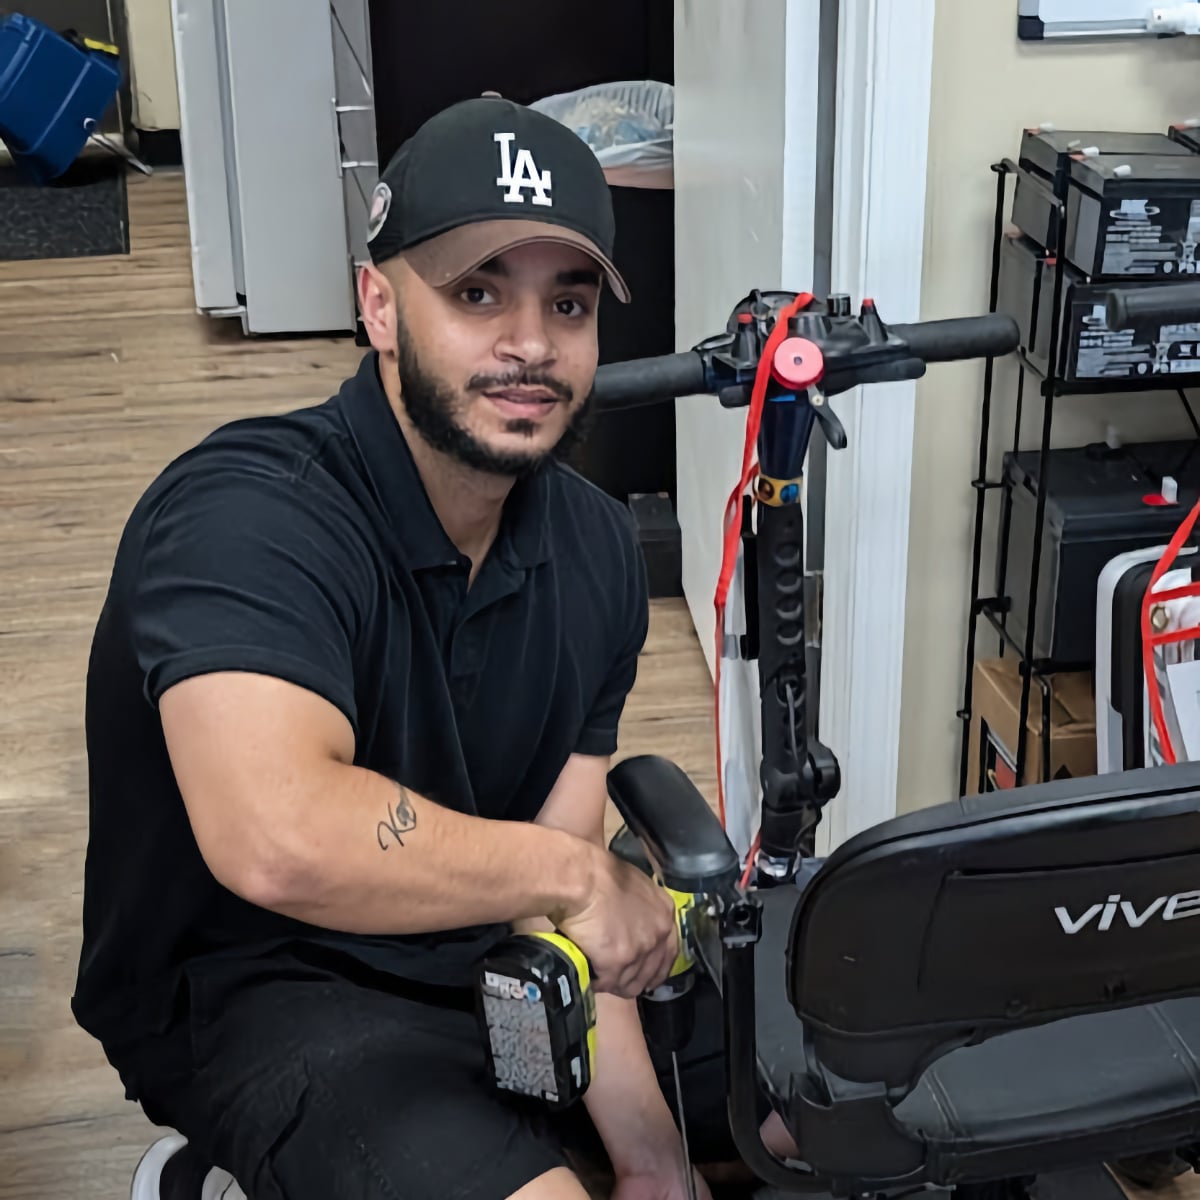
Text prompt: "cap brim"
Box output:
[[399, 219, 631, 304]]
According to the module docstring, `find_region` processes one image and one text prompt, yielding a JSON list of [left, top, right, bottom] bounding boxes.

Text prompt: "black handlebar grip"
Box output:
[[1105, 285, 1200, 331], [889, 315, 1020, 363], [590, 351, 708, 408]]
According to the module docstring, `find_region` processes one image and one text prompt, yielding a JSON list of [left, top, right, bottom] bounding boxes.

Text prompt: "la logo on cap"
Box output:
[[494, 132, 552, 207]]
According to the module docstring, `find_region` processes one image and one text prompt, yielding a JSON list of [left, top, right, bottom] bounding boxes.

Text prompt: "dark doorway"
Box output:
[[368, 2, 673, 165]]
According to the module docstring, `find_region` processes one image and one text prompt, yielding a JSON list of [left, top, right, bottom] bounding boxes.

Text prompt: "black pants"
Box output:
[[116, 949, 762, 1200]]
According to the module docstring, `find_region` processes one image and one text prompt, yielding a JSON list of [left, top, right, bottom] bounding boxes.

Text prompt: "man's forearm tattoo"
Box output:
[[378, 782, 417, 850]]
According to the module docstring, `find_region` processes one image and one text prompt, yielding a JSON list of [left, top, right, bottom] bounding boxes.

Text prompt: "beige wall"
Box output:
[[897, 5, 1200, 812], [125, 0, 180, 130]]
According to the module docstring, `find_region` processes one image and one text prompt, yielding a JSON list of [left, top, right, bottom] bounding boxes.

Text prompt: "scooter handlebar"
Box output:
[[588, 310, 1018, 409], [1105, 284, 1200, 331], [888, 314, 1019, 363], [589, 352, 709, 408]]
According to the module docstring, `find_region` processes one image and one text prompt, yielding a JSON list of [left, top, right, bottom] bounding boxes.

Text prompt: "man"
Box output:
[[73, 96, 779, 1200]]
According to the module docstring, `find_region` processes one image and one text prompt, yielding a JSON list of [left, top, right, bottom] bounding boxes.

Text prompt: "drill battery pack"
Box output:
[[475, 890, 697, 1112], [476, 932, 597, 1110]]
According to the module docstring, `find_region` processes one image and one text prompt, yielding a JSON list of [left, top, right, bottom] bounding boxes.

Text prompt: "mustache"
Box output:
[[467, 371, 574, 404]]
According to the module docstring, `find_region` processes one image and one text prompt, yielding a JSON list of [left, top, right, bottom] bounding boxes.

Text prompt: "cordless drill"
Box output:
[[475, 887, 698, 1110]]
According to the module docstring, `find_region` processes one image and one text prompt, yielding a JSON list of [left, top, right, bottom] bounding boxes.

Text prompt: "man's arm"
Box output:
[[158, 670, 599, 935], [526, 753, 694, 1184], [133, 475, 674, 986]]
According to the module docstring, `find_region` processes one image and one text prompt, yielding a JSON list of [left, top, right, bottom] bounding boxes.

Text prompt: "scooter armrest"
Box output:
[[606, 755, 742, 894]]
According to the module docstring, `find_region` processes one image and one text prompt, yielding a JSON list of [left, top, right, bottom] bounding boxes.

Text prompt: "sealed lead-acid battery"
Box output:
[[1064, 153, 1200, 278], [998, 232, 1200, 383], [1000, 439, 1200, 667], [1019, 128, 1188, 194], [1012, 128, 1192, 256]]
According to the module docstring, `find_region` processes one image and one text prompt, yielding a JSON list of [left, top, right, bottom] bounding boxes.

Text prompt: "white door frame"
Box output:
[[814, 0, 938, 853]]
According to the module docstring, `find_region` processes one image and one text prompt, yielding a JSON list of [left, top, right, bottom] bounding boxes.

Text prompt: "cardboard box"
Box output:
[[966, 657, 1096, 796]]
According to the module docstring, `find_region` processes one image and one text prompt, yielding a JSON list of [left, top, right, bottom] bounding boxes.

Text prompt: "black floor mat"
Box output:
[[0, 154, 129, 262]]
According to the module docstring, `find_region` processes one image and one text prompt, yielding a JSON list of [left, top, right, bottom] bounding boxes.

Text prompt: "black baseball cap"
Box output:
[[366, 95, 630, 304]]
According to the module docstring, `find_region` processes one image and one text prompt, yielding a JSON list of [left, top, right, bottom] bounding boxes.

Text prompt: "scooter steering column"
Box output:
[[752, 378, 841, 883]]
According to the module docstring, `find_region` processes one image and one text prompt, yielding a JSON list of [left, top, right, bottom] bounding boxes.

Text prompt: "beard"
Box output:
[[394, 318, 593, 478]]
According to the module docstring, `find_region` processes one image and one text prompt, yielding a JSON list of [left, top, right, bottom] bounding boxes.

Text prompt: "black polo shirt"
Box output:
[[72, 351, 649, 1056]]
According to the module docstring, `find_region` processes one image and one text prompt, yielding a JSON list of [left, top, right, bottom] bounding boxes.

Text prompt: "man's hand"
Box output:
[[532, 754, 708, 1193], [535, 751, 681, 999], [612, 1165, 713, 1200], [552, 846, 680, 998]]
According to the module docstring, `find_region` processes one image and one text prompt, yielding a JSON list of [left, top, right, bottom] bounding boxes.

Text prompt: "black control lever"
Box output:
[[718, 384, 755, 410], [810, 394, 846, 450]]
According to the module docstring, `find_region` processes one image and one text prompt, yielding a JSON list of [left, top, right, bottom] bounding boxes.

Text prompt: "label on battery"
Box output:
[[481, 989, 559, 1101], [1074, 303, 1200, 379], [1100, 198, 1200, 277]]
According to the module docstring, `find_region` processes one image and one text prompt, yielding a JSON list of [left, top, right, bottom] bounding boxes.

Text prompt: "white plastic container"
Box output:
[[530, 80, 673, 188]]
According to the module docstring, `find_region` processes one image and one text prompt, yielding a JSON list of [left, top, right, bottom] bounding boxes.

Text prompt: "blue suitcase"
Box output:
[[0, 13, 121, 182]]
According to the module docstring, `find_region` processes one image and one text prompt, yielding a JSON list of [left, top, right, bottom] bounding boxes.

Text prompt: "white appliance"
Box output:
[[170, 0, 378, 334]]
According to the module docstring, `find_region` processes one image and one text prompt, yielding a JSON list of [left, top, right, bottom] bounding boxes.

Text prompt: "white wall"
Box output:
[[898, 6, 1200, 812], [672, 0, 820, 855], [126, 0, 181, 130], [673, 0, 818, 663]]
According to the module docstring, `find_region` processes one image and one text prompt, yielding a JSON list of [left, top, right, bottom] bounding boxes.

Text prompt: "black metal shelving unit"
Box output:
[[957, 156, 1200, 796]]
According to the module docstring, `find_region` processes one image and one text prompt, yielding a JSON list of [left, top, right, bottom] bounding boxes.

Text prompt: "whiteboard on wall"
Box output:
[[1019, 0, 1196, 38]]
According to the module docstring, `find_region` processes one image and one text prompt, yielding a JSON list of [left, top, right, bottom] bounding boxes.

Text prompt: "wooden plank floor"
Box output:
[[0, 171, 716, 1198]]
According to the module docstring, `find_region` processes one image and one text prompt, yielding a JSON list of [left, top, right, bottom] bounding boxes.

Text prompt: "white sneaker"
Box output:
[[130, 1133, 246, 1200]]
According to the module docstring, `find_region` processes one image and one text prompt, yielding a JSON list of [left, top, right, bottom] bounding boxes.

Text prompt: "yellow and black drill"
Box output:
[[475, 886, 699, 1111]]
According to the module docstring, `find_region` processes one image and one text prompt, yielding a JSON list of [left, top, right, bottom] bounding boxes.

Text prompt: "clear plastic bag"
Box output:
[[530, 80, 673, 186]]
